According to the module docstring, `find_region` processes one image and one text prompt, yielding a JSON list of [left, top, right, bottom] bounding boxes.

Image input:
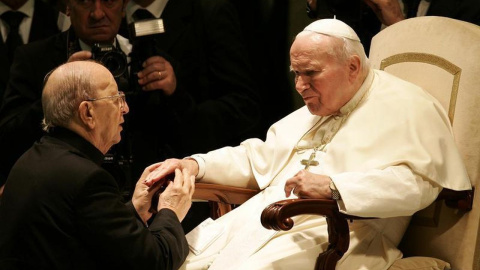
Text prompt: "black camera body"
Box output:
[[91, 43, 128, 79]]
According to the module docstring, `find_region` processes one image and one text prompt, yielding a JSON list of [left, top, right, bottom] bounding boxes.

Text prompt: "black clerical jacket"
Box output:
[[0, 127, 188, 270]]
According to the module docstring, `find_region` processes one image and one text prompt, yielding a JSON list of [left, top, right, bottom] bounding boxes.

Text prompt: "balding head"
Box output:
[[42, 61, 127, 154], [42, 61, 104, 132]]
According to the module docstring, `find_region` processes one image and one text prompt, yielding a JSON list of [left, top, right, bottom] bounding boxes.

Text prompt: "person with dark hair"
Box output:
[[0, 60, 193, 269]]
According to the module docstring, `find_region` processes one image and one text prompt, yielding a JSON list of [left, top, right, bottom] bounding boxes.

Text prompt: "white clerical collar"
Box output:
[[126, 0, 168, 24]]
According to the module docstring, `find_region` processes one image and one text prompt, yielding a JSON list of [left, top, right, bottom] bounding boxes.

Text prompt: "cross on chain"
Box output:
[[300, 148, 320, 170]]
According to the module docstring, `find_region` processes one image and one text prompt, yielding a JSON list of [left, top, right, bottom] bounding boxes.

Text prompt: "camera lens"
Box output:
[[100, 52, 127, 78]]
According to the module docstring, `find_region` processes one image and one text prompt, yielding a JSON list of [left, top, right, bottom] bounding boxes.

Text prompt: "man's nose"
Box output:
[[295, 75, 310, 92], [122, 102, 130, 114], [89, 0, 106, 19]]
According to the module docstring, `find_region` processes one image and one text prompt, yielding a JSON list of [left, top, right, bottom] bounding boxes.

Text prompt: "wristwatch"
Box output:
[[329, 180, 341, 200]]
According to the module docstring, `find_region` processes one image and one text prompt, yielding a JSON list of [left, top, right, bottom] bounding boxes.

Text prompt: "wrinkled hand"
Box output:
[[137, 56, 177, 95], [363, 0, 405, 26], [144, 158, 199, 187], [67, 51, 92, 62], [158, 168, 195, 222], [132, 162, 166, 224], [284, 170, 332, 199]]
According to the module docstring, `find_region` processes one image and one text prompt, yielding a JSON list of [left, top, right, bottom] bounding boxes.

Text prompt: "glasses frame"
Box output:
[[85, 91, 126, 110]]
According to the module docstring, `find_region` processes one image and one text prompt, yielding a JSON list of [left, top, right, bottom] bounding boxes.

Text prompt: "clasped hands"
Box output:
[[68, 51, 177, 95], [132, 162, 195, 225]]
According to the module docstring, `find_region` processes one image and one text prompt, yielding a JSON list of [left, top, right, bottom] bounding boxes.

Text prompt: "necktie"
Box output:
[[132, 9, 155, 21], [1, 11, 25, 65]]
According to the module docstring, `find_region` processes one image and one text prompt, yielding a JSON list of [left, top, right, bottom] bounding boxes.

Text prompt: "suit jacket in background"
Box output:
[[0, 0, 60, 105], [0, 0, 61, 185], [120, 0, 263, 181], [0, 30, 69, 187], [0, 127, 188, 270]]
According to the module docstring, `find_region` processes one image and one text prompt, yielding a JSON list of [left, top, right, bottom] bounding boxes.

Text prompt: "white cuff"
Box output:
[[188, 155, 206, 180]]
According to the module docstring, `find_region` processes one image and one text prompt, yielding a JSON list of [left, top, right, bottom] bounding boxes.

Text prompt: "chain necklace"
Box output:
[[295, 73, 373, 169]]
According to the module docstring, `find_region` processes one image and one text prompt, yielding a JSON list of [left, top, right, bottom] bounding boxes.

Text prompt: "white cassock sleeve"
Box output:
[[332, 165, 442, 218]]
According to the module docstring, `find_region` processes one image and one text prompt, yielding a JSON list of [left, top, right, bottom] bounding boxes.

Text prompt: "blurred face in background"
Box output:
[[66, 0, 127, 46]]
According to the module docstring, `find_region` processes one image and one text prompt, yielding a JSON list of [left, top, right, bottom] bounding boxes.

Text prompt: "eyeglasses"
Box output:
[[86, 91, 126, 110]]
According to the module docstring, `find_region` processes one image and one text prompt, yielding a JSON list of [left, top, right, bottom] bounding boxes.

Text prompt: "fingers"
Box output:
[[157, 168, 194, 221], [284, 170, 306, 197], [172, 168, 184, 190], [144, 160, 176, 187], [137, 65, 166, 82], [172, 168, 195, 198], [189, 175, 195, 198], [146, 162, 163, 173], [68, 51, 92, 62], [284, 177, 297, 197], [362, 0, 378, 11], [136, 56, 166, 81], [136, 56, 176, 94]]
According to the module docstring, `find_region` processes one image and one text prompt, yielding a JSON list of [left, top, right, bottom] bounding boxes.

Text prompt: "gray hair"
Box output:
[[306, 32, 371, 75], [340, 35, 370, 75], [41, 63, 95, 132]]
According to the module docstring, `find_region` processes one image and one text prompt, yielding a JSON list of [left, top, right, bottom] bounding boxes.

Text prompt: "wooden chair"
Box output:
[[193, 16, 480, 269]]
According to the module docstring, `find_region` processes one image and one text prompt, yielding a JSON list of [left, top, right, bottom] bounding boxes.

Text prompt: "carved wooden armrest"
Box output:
[[193, 183, 259, 219], [436, 187, 474, 210], [260, 199, 351, 270], [259, 188, 474, 270]]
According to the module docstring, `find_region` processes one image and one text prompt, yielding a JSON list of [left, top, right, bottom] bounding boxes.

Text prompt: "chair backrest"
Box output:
[[368, 16, 480, 270]]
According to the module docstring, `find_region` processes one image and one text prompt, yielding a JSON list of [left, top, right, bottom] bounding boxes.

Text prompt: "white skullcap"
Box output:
[[304, 19, 360, 41]]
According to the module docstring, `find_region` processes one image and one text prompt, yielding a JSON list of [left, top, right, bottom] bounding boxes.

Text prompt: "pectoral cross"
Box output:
[[301, 149, 319, 170]]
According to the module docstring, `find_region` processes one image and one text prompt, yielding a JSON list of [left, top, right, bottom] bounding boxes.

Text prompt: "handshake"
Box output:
[[133, 163, 196, 224]]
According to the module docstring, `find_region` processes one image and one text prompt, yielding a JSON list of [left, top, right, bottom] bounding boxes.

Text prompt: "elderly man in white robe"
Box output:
[[144, 19, 472, 270]]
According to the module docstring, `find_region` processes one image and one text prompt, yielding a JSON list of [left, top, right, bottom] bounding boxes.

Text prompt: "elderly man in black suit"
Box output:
[[0, 60, 193, 269]]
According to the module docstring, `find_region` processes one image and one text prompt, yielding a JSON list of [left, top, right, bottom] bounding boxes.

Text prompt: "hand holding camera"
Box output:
[[136, 55, 177, 95]]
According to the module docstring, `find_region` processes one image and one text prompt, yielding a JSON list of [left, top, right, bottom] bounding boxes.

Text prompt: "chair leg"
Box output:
[[209, 202, 232, 219]]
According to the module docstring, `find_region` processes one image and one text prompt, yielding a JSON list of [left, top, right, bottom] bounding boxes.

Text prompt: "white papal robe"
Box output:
[[182, 70, 471, 270]]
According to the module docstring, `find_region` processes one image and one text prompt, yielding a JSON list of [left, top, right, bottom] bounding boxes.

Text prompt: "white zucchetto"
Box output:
[[304, 19, 361, 41]]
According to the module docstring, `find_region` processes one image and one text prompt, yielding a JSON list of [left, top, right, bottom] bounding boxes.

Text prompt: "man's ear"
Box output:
[[348, 55, 361, 81], [78, 101, 95, 130]]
